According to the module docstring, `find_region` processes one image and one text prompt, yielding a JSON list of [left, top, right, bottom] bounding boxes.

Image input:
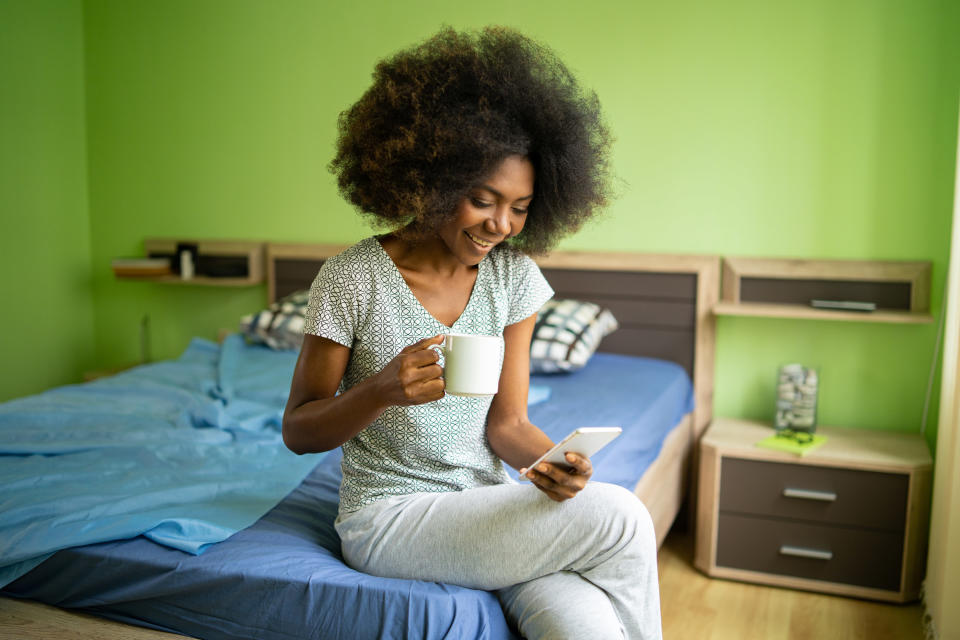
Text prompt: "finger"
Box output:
[[519, 467, 538, 482], [401, 334, 445, 354], [564, 453, 593, 477], [413, 377, 445, 402], [535, 462, 588, 495], [532, 478, 575, 502], [528, 464, 561, 489], [526, 470, 558, 494], [406, 348, 442, 368], [534, 462, 576, 486], [401, 363, 443, 388], [525, 467, 578, 500]]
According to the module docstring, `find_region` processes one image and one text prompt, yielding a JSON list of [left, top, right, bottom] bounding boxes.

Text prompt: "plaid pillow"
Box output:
[[240, 290, 309, 351], [530, 299, 619, 373]]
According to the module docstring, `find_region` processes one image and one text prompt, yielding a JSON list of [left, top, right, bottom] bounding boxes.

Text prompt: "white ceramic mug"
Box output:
[[433, 333, 503, 397]]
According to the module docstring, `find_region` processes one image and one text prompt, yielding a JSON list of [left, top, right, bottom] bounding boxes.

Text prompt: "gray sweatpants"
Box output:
[[335, 482, 663, 640]]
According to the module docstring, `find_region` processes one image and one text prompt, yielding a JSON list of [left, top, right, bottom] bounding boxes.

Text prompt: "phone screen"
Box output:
[[521, 427, 622, 479]]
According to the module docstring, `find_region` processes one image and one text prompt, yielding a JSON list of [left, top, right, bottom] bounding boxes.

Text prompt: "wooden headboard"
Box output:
[[266, 243, 719, 438]]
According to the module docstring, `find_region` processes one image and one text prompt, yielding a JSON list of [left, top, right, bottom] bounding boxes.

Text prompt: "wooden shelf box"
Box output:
[[114, 239, 266, 287], [714, 257, 933, 324]]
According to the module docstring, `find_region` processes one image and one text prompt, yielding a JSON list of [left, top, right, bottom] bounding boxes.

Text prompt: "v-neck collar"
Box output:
[[370, 236, 485, 330]]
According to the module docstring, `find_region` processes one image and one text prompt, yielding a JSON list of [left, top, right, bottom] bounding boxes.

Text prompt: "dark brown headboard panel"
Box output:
[[267, 243, 719, 437], [274, 258, 326, 301], [541, 268, 697, 376]]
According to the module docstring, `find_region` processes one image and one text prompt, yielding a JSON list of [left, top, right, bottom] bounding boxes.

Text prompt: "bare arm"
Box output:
[[486, 314, 593, 501], [282, 333, 445, 454]]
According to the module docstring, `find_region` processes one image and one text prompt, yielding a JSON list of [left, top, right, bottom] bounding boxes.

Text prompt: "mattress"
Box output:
[[3, 350, 693, 640]]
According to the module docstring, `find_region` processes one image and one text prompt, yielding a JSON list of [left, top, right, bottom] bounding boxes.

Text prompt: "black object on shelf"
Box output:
[[197, 256, 250, 278], [146, 250, 249, 278]]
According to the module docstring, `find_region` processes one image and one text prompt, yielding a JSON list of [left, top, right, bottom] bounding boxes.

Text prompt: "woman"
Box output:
[[283, 27, 662, 640]]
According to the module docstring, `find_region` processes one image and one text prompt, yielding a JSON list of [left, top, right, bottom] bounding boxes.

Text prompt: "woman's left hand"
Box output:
[[520, 453, 593, 502]]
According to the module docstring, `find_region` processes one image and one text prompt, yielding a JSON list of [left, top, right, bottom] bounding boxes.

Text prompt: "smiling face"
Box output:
[[437, 155, 534, 266]]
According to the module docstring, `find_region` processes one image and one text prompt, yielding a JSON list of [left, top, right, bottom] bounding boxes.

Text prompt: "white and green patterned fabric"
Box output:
[[529, 299, 619, 373], [304, 237, 554, 513]]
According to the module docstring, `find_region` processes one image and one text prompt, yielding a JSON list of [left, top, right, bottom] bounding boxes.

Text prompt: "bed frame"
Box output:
[[0, 243, 720, 640], [267, 242, 720, 546]]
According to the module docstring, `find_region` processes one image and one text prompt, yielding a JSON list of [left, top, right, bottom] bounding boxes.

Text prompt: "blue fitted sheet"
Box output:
[[527, 352, 695, 487], [3, 348, 693, 640]]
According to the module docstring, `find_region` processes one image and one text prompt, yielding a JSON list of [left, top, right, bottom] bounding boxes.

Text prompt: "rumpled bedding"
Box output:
[[0, 334, 554, 589], [0, 335, 323, 587], [1, 345, 692, 640]]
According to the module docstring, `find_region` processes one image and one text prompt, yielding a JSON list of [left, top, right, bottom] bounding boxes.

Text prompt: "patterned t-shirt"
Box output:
[[304, 236, 555, 514]]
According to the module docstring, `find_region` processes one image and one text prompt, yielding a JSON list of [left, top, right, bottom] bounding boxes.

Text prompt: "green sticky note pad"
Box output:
[[755, 433, 828, 457]]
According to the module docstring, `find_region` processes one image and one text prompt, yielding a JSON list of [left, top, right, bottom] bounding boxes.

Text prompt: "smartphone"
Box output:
[[520, 427, 622, 480]]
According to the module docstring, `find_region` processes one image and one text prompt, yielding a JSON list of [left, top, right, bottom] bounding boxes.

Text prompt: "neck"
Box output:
[[379, 233, 474, 277]]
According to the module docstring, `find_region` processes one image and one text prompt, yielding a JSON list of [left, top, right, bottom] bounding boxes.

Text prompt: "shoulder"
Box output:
[[486, 244, 540, 281], [308, 239, 384, 307], [314, 238, 379, 281], [322, 237, 378, 270]]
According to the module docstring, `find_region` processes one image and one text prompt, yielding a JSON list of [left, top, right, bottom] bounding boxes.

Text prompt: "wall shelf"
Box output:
[[114, 239, 265, 286], [713, 301, 933, 324], [115, 275, 263, 287], [715, 257, 933, 324]]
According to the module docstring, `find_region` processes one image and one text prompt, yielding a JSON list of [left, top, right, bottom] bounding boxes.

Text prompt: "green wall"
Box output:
[[0, 0, 95, 402], [7, 1, 960, 447]]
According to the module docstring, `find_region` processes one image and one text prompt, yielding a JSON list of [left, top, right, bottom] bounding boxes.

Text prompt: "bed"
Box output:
[[1, 244, 719, 639]]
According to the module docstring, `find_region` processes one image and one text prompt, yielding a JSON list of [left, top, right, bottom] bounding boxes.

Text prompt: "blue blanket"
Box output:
[[0, 335, 323, 587]]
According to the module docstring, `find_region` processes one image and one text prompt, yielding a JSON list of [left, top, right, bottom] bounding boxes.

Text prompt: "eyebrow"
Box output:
[[477, 185, 534, 201]]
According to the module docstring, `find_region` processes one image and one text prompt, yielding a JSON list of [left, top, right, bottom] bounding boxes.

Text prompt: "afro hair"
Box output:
[[329, 26, 612, 255]]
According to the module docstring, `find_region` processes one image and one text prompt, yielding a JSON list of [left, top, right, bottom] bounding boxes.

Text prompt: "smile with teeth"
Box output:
[[465, 230, 495, 248]]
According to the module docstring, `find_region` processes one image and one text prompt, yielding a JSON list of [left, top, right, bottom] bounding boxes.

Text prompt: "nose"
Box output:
[[484, 206, 511, 237]]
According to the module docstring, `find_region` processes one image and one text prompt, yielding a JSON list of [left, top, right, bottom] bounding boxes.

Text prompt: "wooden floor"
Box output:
[[659, 528, 926, 640], [0, 527, 926, 640], [0, 597, 182, 639]]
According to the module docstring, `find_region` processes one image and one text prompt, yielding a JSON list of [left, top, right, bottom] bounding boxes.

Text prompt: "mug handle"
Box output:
[[428, 337, 447, 367]]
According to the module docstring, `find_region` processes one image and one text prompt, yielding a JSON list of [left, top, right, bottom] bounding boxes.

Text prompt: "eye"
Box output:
[[512, 207, 529, 215], [470, 198, 492, 208]]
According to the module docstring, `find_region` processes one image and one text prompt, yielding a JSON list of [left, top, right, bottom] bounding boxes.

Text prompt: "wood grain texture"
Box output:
[[695, 418, 932, 603], [127, 238, 267, 286], [700, 418, 932, 472], [0, 598, 184, 639], [660, 530, 925, 640], [712, 301, 933, 324], [634, 414, 693, 548], [722, 257, 931, 286], [718, 256, 933, 320]]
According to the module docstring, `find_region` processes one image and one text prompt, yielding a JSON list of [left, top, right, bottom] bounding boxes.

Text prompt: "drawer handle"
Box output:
[[779, 545, 833, 561], [783, 487, 837, 502]]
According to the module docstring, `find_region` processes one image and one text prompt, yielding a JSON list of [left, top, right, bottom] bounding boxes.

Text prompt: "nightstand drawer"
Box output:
[[716, 513, 904, 591], [719, 457, 908, 532]]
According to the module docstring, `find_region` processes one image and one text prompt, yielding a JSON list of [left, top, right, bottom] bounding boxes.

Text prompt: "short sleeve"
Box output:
[[506, 252, 554, 325], [303, 252, 361, 348]]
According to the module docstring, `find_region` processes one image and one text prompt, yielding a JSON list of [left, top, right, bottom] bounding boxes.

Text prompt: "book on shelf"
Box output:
[[111, 257, 172, 277]]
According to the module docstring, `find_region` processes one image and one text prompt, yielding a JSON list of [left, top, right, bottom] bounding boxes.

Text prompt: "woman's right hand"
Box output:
[[372, 335, 446, 406]]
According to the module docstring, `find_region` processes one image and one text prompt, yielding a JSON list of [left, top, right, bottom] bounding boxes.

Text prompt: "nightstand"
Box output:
[[694, 417, 932, 602]]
